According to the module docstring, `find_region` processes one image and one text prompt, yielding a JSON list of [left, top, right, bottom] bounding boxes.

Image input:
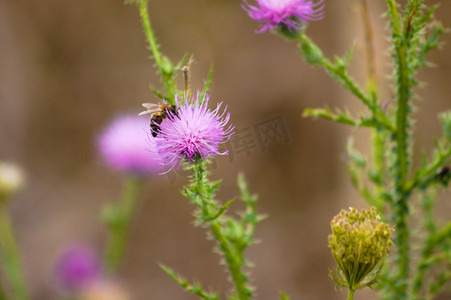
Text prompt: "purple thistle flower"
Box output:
[[54, 245, 102, 292], [153, 93, 234, 171], [96, 114, 163, 176], [242, 0, 324, 33]]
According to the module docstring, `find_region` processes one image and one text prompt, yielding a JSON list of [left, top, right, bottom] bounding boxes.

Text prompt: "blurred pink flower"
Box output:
[[96, 114, 163, 176], [242, 0, 324, 33], [54, 245, 101, 292]]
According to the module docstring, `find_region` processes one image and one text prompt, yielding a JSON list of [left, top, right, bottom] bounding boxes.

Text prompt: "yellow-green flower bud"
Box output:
[[0, 162, 24, 202], [328, 207, 394, 291]]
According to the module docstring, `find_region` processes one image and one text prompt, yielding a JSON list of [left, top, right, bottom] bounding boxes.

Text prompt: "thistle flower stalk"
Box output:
[[103, 177, 143, 272], [0, 202, 29, 300], [138, 0, 176, 103]]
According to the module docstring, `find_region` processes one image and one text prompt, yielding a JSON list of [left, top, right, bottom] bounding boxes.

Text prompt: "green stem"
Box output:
[[210, 222, 250, 300], [391, 8, 413, 300], [347, 288, 355, 300], [104, 177, 143, 272], [0, 202, 29, 300], [321, 59, 373, 110], [138, 0, 175, 103], [298, 34, 393, 131], [188, 162, 251, 299], [0, 284, 7, 300]]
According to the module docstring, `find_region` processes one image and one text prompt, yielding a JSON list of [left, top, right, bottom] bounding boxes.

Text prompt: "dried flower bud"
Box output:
[[0, 162, 24, 201], [328, 207, 394, 291]]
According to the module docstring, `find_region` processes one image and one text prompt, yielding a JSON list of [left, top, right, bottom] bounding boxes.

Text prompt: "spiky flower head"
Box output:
[[242, 0, 324, 34], [153, 93, 234, 172], [328, 207, 394, 291], [96, 114, 163, 176], [54, 245, 102, 292]]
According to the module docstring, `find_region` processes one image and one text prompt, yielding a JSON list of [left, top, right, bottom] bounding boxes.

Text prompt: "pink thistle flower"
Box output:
[[242, 0, 324, 33], [96, 114, 163, 176], [153, 93, 234, 171]]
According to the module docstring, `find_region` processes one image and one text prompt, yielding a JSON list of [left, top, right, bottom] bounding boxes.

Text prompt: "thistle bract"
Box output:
[[154, 93, 234, 172], [328, 207, 394, 290], [96, 114, 163, 176], [242, 0, 324, 33]]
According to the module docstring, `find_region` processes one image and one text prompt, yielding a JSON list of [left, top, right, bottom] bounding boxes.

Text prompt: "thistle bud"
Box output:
[[0, 162, 24, 202], [298, 34, 324, 66], [328, 207, 394, 291], [161, 56, 173, 77]]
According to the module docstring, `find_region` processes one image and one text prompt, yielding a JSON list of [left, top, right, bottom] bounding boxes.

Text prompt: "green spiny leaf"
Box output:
[[149, 85, 168, 101], [204, 199, 235, 222], [346, 139, 367, 168]]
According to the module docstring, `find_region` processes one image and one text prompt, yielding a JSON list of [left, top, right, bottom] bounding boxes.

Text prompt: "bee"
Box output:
[[139, 103, 179, 137]]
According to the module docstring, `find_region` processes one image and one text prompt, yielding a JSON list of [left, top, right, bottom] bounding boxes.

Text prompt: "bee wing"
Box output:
[[138, 103, 160, 115]]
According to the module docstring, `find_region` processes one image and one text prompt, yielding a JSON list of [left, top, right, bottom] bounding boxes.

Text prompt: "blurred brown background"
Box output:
[[1, 0, 450, 299]]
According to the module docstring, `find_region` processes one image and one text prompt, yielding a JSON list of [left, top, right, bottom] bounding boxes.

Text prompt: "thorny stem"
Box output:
[[104, 177, 143, 272], [389, 0, 414, 297], [321, 59, 373, 110], [210, 222, 250, 300], [0, 202, 29, 300], [189, 162, 252, 300], [298, 34, 394, 131], [138, 0, 175, 103]]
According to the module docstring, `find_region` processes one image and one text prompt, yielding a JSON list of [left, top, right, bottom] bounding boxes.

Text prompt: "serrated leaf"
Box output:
[[204, 199, 235, 222], [346, 139, 367, 168], [149, 85, 168, 101], [303, 107, 358, 126], [160, 264, 220, 300], [344, 42, 356, 66]]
